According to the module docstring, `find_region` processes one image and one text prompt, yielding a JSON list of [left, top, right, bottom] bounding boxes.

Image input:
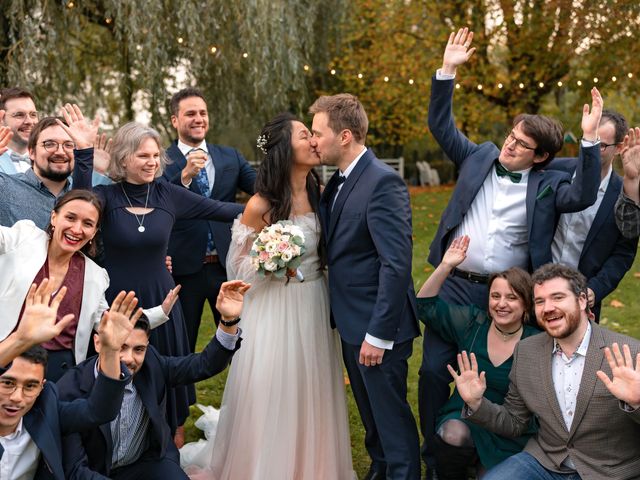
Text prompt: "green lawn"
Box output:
[[186, 186, 640, 478]]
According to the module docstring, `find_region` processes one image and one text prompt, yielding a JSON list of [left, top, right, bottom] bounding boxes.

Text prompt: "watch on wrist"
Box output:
[[220, 317, 241, 327]]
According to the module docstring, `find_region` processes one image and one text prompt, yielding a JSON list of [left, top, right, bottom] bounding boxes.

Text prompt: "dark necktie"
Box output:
[[495, 160, 522, 183], [329, 175, 346, 211]]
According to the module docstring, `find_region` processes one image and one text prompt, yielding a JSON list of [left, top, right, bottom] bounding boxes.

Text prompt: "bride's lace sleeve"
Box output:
[[225, 216, 266, 286]]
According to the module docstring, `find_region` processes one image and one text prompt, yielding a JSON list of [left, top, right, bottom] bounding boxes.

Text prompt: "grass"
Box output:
[[185, 185, 640, 478]]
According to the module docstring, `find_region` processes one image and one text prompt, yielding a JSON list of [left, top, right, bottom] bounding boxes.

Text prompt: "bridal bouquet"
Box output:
[[250, 220, 306, 282]]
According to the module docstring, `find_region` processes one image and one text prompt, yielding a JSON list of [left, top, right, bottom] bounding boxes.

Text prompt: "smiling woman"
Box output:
[[66, 109, 245, 437], [0, 190, 175, 382]]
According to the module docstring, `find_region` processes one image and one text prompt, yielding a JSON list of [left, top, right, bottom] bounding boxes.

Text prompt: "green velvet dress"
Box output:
[[417, 295, 540, 469]]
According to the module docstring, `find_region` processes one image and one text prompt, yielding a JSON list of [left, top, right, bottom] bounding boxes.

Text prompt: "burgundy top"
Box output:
[[21, 254, 86, 351]]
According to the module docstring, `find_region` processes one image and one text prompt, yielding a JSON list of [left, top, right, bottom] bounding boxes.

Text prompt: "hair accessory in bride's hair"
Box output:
[[256, 134, 268, 154]]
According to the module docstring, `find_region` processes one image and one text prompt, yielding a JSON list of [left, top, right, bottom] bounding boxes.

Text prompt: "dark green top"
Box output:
[[417, 295, 540, 469]]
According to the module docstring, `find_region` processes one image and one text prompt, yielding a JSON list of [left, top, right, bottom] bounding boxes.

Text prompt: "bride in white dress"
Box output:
[[185, 113, 354, 479]]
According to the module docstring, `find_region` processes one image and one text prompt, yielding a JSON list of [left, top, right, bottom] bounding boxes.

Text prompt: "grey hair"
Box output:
[[108, 122, 169, 182]]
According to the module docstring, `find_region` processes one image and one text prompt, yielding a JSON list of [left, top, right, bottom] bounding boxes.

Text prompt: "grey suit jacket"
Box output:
[[468, 322, 640, 479]]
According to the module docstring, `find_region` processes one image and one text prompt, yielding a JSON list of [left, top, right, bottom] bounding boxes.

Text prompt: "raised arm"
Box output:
[[417, 236, 469, 298], [57, 104, 100, 190], [170, 181, 244, 222], [621, 128, 640, 204]]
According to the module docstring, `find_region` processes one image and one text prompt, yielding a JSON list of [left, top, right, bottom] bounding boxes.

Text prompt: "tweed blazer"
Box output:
[[468, 322, 640, 479]]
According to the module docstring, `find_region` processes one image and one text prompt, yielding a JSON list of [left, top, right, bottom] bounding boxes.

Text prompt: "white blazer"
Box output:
[[0, 220, 168, 363]]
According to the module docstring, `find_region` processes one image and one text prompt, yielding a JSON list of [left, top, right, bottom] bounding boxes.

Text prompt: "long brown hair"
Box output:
[[488, 267, 534, 324]]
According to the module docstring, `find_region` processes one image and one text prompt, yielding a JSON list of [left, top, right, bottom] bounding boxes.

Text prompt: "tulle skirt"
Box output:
[[184, 272, 354, 479]]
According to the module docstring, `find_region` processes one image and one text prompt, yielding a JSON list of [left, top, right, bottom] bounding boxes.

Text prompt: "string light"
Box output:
[[330, 69, 336, 75], [357, 73, 363, 79], [210, 46, 217, 53], [518, 83, 524, 89], [577, 80, 582, 86], [409, 79, 414, 85], [558, 81, 563, 87], [384, 76, 389, 82], [593, 77, 598, 83], [455, 84, 460, 89], [105, 18, 112, 24], [612, 76, 617, 82], [303, 65, 310, 71], [67, 1, 74, 7], [498, 83, 503, 89], [628, 72, 634, 78], [177, 37, 184, 44], [242, 52, 248, 58], [538, 82, 544, 88], [477, 84, 483, 90]]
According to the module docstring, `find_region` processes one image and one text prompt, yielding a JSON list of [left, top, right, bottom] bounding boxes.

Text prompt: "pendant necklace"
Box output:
[[493, 322, 523, 341], [121, 183, 151, 233]]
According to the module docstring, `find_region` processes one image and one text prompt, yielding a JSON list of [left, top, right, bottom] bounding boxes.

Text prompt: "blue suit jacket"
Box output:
[[548, 158, 638, 316], [427, 77, 601, 271], [319, 149, 420, 345], [163, 142, 256, 272], [56, 335, 239, 479], [0, 371, 127, 480]]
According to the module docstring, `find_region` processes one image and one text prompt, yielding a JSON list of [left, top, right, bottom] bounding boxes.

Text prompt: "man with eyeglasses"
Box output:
[[550, 110, 638, 320], [0, 87, 38, 174], [0, 279, 139, 480], [418, 28, 602, 477]]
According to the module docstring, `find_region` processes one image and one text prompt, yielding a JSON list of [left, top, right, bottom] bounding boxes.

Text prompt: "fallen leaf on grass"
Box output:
[[609, 299, 625, 308], [634, 272, 640, 278]]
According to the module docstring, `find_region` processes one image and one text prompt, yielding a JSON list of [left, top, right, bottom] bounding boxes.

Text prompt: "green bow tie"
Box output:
[[495, 161, 522, 183]]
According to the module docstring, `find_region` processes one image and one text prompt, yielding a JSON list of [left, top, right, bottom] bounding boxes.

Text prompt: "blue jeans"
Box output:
[[484, 452, 582, 480]]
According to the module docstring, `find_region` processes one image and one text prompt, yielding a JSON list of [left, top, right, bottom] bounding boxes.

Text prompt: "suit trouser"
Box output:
[[173, 262, 227, 353], [110, 456, 188, 480], [342, 339, 420, 480], [418, 275, 488, 467]]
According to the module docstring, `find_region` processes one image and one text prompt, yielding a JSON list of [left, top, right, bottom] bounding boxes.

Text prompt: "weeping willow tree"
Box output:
[[0, 0, 345, 152]]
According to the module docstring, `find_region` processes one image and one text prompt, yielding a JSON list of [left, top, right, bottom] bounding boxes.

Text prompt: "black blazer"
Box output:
[[548, 158, 638, 317], [163, 142, 256, 272], [0, 371, 127, 480], [56, 335, 240, 478]]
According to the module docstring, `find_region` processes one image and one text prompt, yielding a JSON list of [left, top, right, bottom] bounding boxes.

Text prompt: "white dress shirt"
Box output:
[[552, 167, 612, 268], [0, 418, 40, 480], [5, 148, 32, 173], [453, 166, 531, 273], [178, 140, 216, 190], [551, 322, 592, 470]]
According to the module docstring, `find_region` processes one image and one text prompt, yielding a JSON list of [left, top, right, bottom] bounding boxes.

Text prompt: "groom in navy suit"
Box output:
[[163, 88, 256, 353], [419, 28, 603, 475], [311, 94, 421, 480]]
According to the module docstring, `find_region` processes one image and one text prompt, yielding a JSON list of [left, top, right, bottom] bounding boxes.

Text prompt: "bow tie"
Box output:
[[10, 151, 30, 165], [495, 161, 522, 183]]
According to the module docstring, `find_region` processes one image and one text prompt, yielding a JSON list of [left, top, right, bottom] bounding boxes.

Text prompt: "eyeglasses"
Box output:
[[40, 140, 75, 153], [7, 111, 39, 122], [600, 141, 622, 151], [0, 378, 43, 398], [505, 132, 536, 151]]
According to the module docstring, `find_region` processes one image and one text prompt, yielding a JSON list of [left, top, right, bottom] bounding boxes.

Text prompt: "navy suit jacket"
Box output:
[[0, 371, 127, 480], [163, 142, 256, 272], [427, 77, 601, 272], [319, 149, 420, 345], [548, 158, 638, 316], [56, 335, 239, 479]]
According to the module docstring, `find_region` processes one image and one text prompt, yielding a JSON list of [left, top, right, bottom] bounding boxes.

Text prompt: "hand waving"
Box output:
[[442, 27, 476, 75], [596, 343, 640, 409], [620, 127, 640, 181], [447, 351, 486, 411], [97, 291, 143, 351], [93, 132, 113, 175], [161, 284, 182, 315], [0, 125, 13, 156], [58, 103, 100, 150], [581, 87, 603, 142], [16, 278, 75, 346], [442, 235, 470, 269], [216, 280, 251, 321]]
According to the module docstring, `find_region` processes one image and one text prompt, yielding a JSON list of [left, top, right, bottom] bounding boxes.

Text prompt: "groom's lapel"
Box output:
[[327, 150, 372, 241]]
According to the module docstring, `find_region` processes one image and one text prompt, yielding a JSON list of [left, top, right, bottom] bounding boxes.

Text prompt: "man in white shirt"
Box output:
[[420, 27, 603, 475], [551, 110, 638, 320], [450, 263, 640, 479]]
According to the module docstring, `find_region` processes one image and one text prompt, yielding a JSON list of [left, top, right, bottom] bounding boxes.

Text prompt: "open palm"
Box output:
[[447, 351, 486, 409], [442, 27, 476, 70], [596, 343, 640, 408]]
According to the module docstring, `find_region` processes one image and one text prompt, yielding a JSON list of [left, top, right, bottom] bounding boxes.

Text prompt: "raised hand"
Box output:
[[216, 280, 251, 321], [442, 27, 476, 75], [581, 87, 603, 142], [93, 132, 112, 175], [57, 103, 100, 150], [0, 125, 13, 156], [620, 127, 640, 181], [161, 284, 182, 315], [97, 290, 142, 352], [596, 343, 640, 409], [447, 351, 486, 411], [15, 278, 75, 346], [442, 235, 470, 269]]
